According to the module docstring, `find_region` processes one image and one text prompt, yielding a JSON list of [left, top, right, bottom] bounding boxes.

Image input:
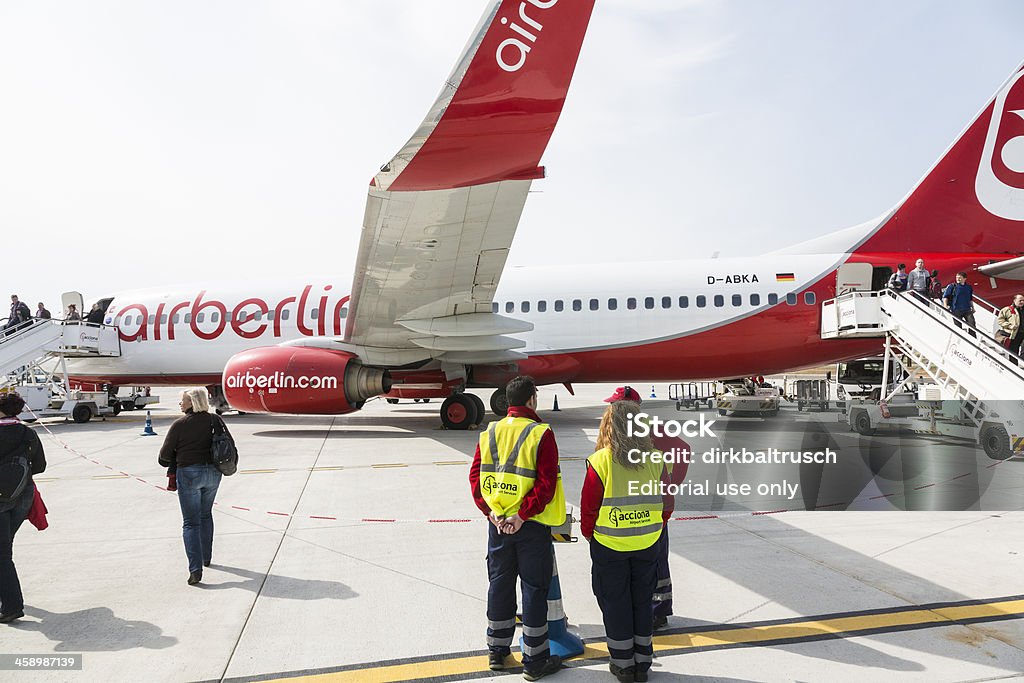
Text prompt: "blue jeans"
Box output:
[[176, 465, 221, 572], [0, 482, 34, 614]]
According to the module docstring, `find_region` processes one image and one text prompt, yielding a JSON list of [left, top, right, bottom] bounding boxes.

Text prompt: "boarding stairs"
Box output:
[[0, 318, 121, 388], [821, 289, 1024, 449]]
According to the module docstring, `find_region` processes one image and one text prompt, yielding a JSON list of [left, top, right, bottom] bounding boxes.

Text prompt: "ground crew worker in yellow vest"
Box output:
[[469, 376, 566, 681], [581, 400, 672, 683]]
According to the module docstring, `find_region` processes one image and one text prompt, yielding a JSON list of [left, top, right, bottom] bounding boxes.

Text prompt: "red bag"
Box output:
[[28, 487, 48, 531]]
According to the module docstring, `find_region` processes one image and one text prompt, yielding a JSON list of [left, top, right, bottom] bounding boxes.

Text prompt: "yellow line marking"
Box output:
[[92, 474, 129, 480], [312, 466, 345, 471], [240, 469, 277, 474], [259, 598, 1024, 683], [433, 461, 466, 466], [33, 477, 57, 482], [371, 463, 408, 469]]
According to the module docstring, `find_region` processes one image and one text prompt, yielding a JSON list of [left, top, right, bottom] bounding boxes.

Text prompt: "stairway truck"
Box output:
[[844, 390, 1022, 461], [831, 356, 908, 409]]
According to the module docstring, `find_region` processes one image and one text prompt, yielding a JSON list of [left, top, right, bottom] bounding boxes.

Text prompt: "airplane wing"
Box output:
[[343, 0, 595, 365]]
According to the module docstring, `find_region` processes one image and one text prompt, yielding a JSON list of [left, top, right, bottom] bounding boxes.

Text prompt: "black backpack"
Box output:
[[0, 426, 32, 505], [210, 415, 238, 476]]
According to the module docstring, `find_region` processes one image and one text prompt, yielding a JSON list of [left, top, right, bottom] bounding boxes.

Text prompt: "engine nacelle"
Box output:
[[222, 346, 391, 414]]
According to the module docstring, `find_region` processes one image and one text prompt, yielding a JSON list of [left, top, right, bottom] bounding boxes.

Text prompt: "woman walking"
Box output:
[[581, 400, 672, 682], [0, 393, 46, 622], [159, 388, 223, 585]]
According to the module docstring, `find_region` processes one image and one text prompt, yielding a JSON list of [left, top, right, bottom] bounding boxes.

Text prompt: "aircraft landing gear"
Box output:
[[490, 387, 509, 417], [440, 393, 483, 430]]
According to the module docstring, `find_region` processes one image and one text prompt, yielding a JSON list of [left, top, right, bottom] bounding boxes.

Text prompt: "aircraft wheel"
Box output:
[[467, 394, 486, 425], [980, 425, 1012, 460], [441, 394, 480, 430], [111, 401, 122, 416], [718, 409, 728, 416], [72, 404, 92, 424], [490, 388, 509, 417]]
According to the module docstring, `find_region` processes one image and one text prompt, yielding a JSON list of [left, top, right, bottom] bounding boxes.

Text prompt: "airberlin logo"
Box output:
[[976, 69, 1024, 220], [495, 0, 558, 73], [225, 371, 339, 393]]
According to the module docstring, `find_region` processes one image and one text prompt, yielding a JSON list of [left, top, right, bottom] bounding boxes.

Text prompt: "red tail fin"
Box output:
[[855, 63, 1024, 255]]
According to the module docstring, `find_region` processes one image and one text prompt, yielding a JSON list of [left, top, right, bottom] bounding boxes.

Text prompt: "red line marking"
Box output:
[[136, 478, 148, 484], [267, 511, 290, 516], [231, 506, 251, 511], [673, 515, 718, 521], [752, 509, 788, 516], [309, 515, 337, 520], [119, 472, 131, 477], [914, 483, 935, 490], [948, 473, 971, 481], [870, 493, 898, 500], [362, 518, 396, 523], [813, 502, 848, 509], [428, 519, 472, 523]]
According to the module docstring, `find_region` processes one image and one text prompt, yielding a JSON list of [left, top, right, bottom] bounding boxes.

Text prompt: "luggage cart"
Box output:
[[668, 382, 716, 410], [794, 379, 830, 411]]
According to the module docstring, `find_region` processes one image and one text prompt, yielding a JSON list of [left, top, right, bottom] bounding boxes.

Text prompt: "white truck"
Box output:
[[8, 383, 119, 423], [716, 378, 781, 417], [832, 356, 909, 408]]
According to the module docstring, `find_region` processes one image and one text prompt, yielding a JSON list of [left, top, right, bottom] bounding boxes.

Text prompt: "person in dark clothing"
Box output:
[[0, 393, 46, 623], [35, 303, 51, 320], [85, 303, 104, 325], [943, 272, 976, 335], [6, 295, 32, 334], [159, 388, 224, 585]]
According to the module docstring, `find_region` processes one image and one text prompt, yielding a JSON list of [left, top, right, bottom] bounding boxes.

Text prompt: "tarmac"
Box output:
[[4, 382, 1024, 682]]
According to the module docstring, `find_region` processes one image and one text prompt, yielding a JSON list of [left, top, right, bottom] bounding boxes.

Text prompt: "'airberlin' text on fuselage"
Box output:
[[111, 285, 349, 343]]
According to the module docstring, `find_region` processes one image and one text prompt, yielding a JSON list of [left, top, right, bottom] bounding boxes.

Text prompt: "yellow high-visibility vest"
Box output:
[[588, 447, 665, 551], [478, 416, 566, 527]]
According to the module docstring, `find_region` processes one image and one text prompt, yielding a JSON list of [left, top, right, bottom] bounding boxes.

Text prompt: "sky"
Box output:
[[1, 0, 1023, 312]]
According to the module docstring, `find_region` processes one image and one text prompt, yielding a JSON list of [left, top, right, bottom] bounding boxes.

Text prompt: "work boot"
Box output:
[[523, 654, 562, 681], [652, 614, 668, 630], [187, 570, 202, 586], [488, 651, 508, 671], [0, 610, 24, 624], [609, 662, 635, 682], [635, 670, 649, 682]]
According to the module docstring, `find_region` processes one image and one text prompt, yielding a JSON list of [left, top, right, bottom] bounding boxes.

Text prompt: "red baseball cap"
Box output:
[[604, 386, 642, 403]]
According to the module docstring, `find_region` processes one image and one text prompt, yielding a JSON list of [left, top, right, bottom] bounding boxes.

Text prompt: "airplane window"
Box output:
[[340, 308, 348, 318], [311, 307, 319, 320], [254, 311, 263, 321], [147, 315, 155, 324], [589, 298, 599, 311], [714, 295, 724, 307], [678, 296, 688, 308], [538, 300, 547, 312], [505, 302, 514, 313], [197, 313, 205, 323], [750, 294, 761, 306], [804, 292, 816, 305], [572, 299, 582, 312], [696, 295, 706, 308], [732, 294, 742, 307], [768, 293, 779, 305], [265, 311, 273, 320], [644, 297, 654, 309], [492, 302, 499, 313], [554, 300, 564, 312], [159, 314, 167, 324], [607, 298, 617, 311], [786, 293, 797, 305], [184, 313, 192, 323], [281, 309, 290, 320], [627, 297, 637, 310], [522, 301, 530, 313], [171, 315, 179, 324], [211, 312, 220, 323], [661, 296, 671, 309]]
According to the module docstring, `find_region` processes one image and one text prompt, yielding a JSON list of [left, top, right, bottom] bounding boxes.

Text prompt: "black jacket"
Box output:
[[0, 423, 47, 475], [158, 410, 221, 470]]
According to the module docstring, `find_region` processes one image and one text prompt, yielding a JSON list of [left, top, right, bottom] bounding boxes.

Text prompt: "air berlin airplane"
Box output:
[[66, 0, 1024, 429]]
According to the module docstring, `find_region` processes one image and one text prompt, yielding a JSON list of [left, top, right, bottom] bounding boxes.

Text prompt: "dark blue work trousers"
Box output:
[[486, 520, 553, 666], [591, 536, 659, 674], [652, 529, 673, 619]]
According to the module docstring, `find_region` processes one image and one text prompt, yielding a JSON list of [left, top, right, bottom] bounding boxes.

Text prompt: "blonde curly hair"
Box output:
[[595, 400, 652, 470]]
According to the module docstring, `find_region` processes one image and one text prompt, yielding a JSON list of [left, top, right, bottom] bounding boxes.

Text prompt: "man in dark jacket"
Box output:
[[0, 392, 46, 623], [6, 295, 31, 332]]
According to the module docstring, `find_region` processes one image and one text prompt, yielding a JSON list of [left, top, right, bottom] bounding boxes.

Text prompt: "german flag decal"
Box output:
[[776, 273, 796, 282]]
